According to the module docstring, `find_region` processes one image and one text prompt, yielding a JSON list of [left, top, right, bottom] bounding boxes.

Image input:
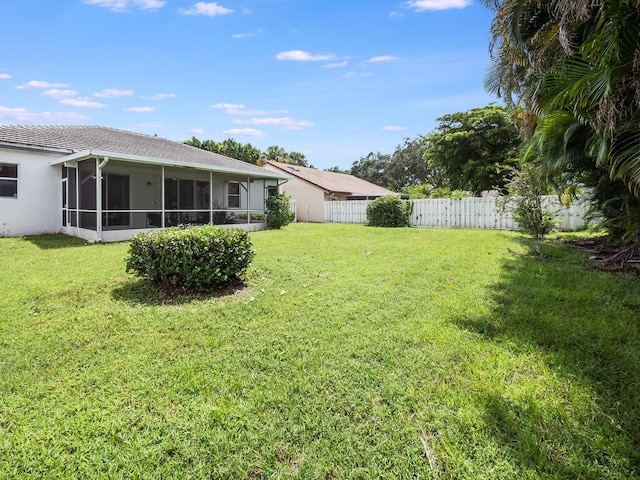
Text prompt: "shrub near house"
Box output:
[[126, 225, 255, 291], [265, 193, 295, 229]]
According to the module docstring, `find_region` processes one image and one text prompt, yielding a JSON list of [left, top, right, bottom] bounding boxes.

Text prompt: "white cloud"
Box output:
[[212, 103, 279, 116], [234, 116, 314, 130], [126, 106, 155, 112], [61, 98, 107, 108], [0, 74, 11, 80], [276, 50, 335, 61], [212, 102, 244, 110], [16, 80, 70, 90], [230, 108, 269, 115], [180, 2, 233, 16], [42, 89, 78, 98], [343, 72, 373, 79], [406, 0, 472, 11], [365, 55, 396, 63], [0, 105, 90, 122], [382, 125, 405, 131], [389, 11, 404, 17], [191, 128, 204, 135], [323, 61, 348, 69], [232, 29, 263, 39], [223, 128, 265, 137], [94, 88, 134, 98], [141, 93, 176, 100], [83, 0, 165, 12]]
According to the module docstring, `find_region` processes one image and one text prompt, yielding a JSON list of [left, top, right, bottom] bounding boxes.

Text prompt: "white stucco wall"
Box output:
[[0, 147, 63, 237]]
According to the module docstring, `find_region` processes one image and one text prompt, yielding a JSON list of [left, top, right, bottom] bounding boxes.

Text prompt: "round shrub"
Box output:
[[265, 193, 295, 229], [366, 195, 413, 227], [125, 224, 255, 291]]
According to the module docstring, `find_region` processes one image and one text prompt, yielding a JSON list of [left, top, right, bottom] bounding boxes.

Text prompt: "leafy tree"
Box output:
[[217, 138, 264, 165], [389, 136, 444, 190], [264, 145, 288, 163], [287, 151, 310, 167], [500, 162, 556, 240], [481, 0, 640, 242], [350, 136, 442, 191], [264, 148, 313, 168], [401, 185, 468, 199], [184, 137, 263, 165], [325, 165, 350, 174], [351, 152, 393, 189], [422, 104, 521, 195]]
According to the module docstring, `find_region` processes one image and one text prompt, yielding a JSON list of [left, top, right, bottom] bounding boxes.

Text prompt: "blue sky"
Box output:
[[0, 0, 497, 169]]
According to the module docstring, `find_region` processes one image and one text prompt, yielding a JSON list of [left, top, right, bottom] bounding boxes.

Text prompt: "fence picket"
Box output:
[[323, 196, 590, 231]]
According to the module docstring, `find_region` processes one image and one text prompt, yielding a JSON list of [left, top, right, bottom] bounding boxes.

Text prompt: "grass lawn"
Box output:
[[1, 223, 639, 479]]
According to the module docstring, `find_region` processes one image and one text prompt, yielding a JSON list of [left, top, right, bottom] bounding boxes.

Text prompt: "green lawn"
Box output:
[[0, 224, 638, 479]]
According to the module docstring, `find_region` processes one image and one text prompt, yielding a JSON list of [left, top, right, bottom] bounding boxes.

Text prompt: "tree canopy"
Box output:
[[423, 104, 521, 195], [351, 136, 436, 191], [264, 146, 312, 167], [184, 137, 263, 165], [482, 0, 640, 242], [185, 139, 314, 168], [350, 107, 520, 195]]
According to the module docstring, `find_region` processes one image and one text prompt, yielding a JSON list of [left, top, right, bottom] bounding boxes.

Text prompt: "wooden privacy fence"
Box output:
[[324, 196, 592, 231]]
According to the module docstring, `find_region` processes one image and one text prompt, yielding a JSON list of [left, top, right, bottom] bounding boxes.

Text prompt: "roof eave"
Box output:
[[0, 140, 73, 154], [50, 149, 289, 179]]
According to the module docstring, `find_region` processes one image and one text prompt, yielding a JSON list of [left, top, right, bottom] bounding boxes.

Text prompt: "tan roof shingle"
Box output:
[[265, 161, 394, 196]]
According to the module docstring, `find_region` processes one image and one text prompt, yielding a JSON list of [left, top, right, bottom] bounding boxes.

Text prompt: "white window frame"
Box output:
[[0, 163, 18, 198]]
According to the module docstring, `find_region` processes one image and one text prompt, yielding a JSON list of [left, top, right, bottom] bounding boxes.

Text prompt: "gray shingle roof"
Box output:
[[0, 125, 278, 176]]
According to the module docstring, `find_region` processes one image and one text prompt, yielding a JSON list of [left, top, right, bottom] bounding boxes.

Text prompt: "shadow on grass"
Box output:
[[454, 240, 640, 477], [24, 234, 90, 249], [112, 278, 248, 306]]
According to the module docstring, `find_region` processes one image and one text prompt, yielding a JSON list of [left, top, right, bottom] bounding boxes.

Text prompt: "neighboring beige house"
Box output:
[[262, 160, 394, 222]]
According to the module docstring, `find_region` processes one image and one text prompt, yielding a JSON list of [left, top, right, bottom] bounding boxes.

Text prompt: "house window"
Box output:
[[267, 186, 278, 197], [0, 163, 18, 198], [228, 181, 240, 208]]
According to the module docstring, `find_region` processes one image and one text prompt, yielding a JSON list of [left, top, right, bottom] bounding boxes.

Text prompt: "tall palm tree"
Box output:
[[482, 0, 640, 241]]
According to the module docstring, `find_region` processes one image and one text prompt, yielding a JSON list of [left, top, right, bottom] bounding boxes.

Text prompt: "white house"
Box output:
[[0, 125, 288, 242], [262, 161, 394, 222]]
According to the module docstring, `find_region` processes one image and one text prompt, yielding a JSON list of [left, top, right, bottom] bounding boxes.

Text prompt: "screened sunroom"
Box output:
[[53, 152, 286, 242]]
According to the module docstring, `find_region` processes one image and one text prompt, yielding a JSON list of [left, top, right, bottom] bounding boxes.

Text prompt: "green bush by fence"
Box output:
[[366, 195, 413, 227]]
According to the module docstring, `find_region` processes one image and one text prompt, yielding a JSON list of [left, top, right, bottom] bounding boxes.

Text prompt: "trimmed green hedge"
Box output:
[[125, 225, 255, 290]]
